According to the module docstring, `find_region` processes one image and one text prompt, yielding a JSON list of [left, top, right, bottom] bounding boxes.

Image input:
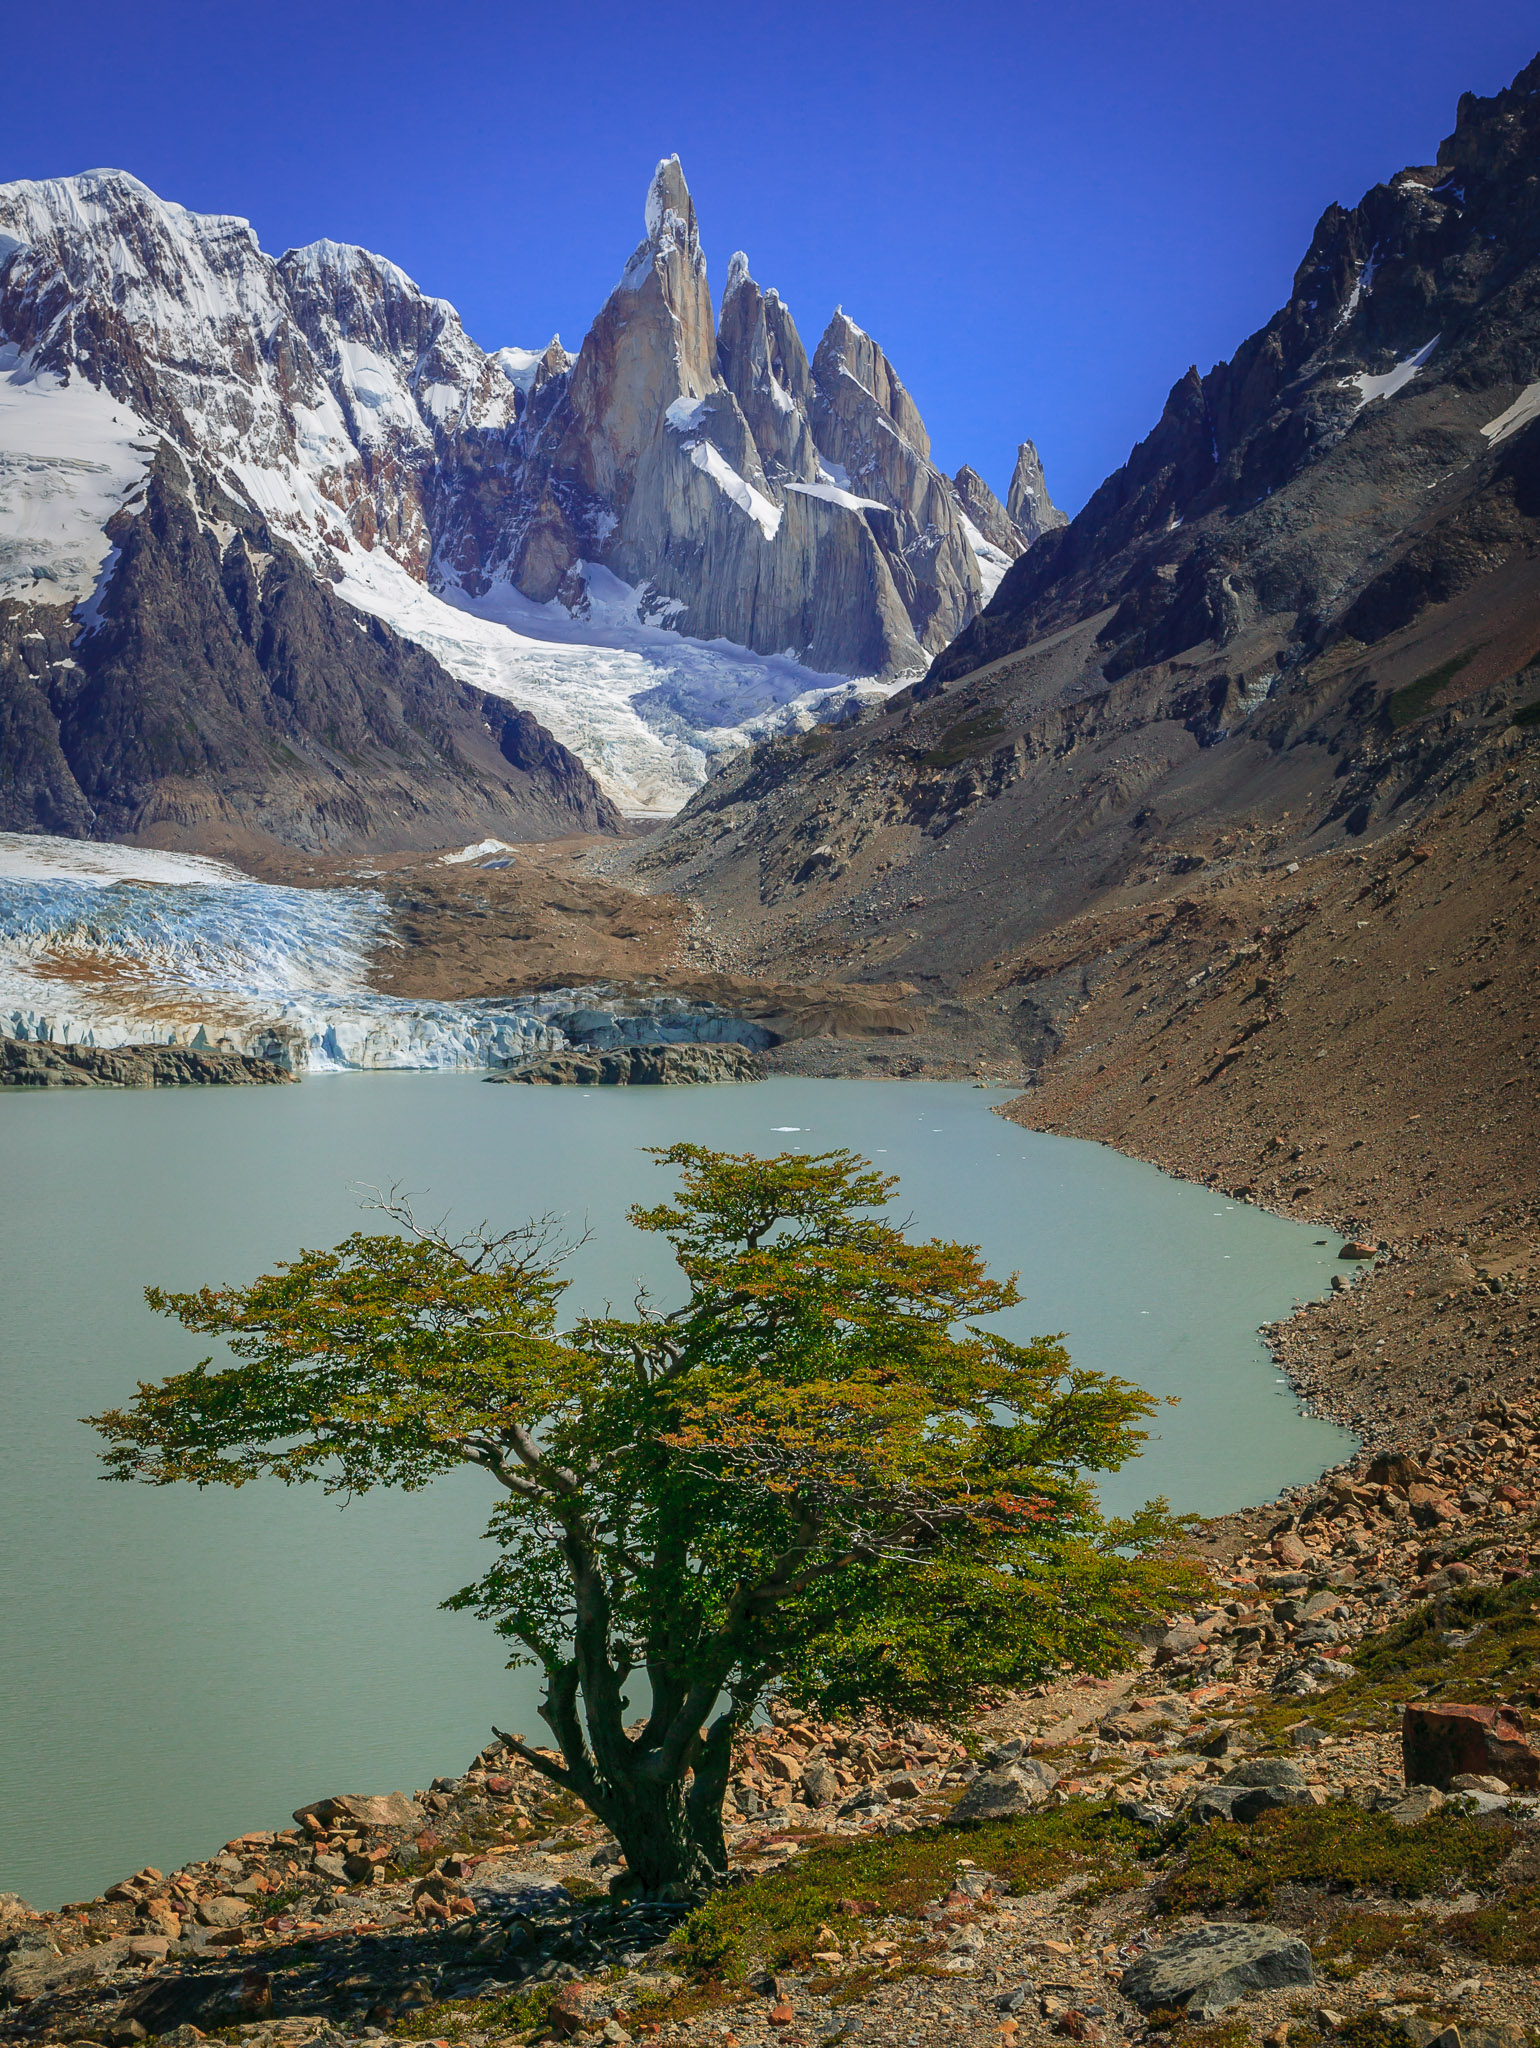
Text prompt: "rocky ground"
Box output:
[[977, 758, 1538, 1451], [9, 1434, 1540, 2048]]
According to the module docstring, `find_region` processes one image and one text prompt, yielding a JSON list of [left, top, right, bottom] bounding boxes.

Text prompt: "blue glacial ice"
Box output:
[[0, 866, 766, 1074]]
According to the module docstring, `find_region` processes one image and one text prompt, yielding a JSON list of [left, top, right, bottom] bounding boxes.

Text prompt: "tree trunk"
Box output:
[[595, 1770, 727, 1897]]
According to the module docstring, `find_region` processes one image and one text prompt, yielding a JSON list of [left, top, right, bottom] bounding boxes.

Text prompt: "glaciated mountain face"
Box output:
[[0, 158, 1060, 828], [933, 56, 1540, 691], [0, 173, 614, 847], [0, 452, 616, 849], [441, 157, 1027, 680]]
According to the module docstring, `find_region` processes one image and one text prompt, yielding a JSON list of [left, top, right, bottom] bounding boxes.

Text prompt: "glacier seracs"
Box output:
[[0, 834, 769, 1075]]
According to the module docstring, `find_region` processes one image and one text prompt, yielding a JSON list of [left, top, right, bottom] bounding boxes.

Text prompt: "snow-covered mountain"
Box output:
[[0, 158, 1059, 828]]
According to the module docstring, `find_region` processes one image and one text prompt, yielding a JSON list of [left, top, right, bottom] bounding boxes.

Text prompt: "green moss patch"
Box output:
[[391, 1981, 559, 2041], [1387, 652, 1478, 729], [675, 1802, 1156, 1982], [1441, 1887, 1540, 1967], [1161, 1803, 1511, 1916], [1310, 1908, 1441, 1977]]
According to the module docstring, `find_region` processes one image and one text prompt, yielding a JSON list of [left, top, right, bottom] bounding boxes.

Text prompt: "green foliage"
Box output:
[[91, 1146, 1197, 1894], [391, 1980, 559, 2041], [1162, 1802, 1511, 1916], [1166, 2022, 1252, 2048], [919, 713, 1007, 768], [1310, 1908, 1440, 1977], [1514, 698, 1540, 729], [675, 1802, 1158, 1980], [1328, 2015, 1441, 2048], [1442, 1887, 1540, 1967]]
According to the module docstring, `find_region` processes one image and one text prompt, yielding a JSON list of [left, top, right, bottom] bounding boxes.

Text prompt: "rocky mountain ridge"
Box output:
[[0, 157, 1058, 837], [637, 54, 1540, 981], [0, 452, 615, 853], [471, 157, 1048, 677]]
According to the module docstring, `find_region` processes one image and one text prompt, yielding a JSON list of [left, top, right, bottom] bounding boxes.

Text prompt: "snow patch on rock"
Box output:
[[1342, 336, 1439, 412]]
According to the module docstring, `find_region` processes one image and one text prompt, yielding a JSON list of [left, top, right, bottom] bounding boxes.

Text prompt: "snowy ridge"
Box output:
[[0, 161, 1035, 817]]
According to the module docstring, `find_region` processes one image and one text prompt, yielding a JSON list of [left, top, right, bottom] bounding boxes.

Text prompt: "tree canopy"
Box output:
[[92, 1144, 1201, 1894]]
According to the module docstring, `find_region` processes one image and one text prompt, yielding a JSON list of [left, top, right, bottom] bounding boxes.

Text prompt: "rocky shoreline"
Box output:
[[0, 1041, 294, 1088], [3, 775, 1534, 2048], [8, 1400, 1540, 2048], [487, 1044, 762, 1087]]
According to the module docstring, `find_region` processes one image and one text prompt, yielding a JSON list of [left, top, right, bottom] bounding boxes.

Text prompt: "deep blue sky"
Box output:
[[3, 2, 1534, 512]]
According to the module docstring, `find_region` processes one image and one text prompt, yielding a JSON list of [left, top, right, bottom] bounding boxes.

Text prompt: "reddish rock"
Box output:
[[769, 2001, 797, 2027], [1403, 1703, 1540, 1790], [1272, 1533, 1310, 1569], [1406, 1485, 1457, 1528], [548, 1983, 589, 2039]]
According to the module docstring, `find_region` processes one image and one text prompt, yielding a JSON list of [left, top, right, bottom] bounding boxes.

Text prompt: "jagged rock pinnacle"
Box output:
[[1006, 439, 1067, 544]]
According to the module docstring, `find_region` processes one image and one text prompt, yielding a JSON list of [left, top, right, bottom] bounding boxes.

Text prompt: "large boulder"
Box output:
[[1403, 1704, 1540, 1791], [953, 1760, 1058, 1820], [1121, 1923, 1314, 2019], [1232, 1783, 1315, 1821], [1221, 1759, 1308, 1790], [1190, 1786, 1243, 1824], [1209, 1756, 1315, 1821], [292, 1791, 424, 1832], [194, 1896, 251, 1930], [799, 1763, 842, 1809], [0, 1933, 132, 2006]]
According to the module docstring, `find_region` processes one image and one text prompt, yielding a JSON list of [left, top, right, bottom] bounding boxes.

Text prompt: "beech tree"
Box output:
[[91, 1146, 1199, 1896]]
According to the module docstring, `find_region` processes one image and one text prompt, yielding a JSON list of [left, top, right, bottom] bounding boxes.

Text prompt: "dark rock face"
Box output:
[[0, 456, 617, 850], [1003, 441, 1067, 547], [0, 1039, 295, 1086], [933, 54, 1540, 692], [0, 159, 1066, 834], [952, 464, 1031, 560], [638, 54, 1540, 987], [488, 1042, 761, 1086], [461, 171, 1018, 679]]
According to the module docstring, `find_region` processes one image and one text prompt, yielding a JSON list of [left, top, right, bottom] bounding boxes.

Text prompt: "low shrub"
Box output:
[[1251, 1574, 1540, 1740], [1161, 1802, 1510, 1915], [919, 713, 1007, 767]]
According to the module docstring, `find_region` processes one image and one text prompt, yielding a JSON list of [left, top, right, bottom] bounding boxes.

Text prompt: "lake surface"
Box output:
[[0, 1075, 1352, 1907]]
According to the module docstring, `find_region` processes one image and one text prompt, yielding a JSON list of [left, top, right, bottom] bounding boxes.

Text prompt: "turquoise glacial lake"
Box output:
[[0, 1075, 1352, 1905]]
